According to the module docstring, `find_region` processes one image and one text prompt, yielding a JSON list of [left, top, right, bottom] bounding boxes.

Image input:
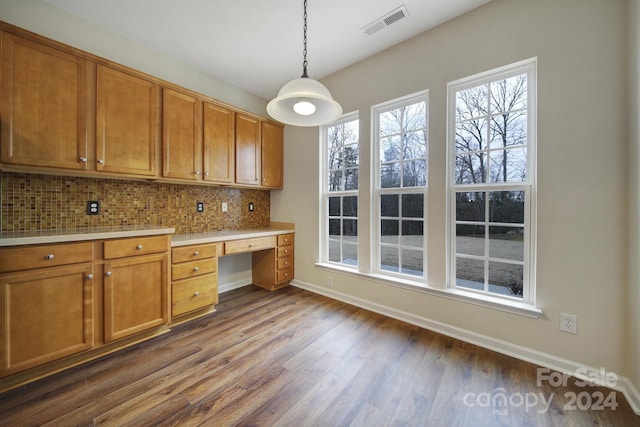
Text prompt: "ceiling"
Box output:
[[43, 0, 491, 100]]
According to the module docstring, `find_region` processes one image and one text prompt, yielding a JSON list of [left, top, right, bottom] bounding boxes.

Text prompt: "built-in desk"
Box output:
[[170, 223, 295, 322]]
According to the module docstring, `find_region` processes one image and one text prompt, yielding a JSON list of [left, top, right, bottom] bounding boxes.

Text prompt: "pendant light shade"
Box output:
[[267, 0, 342, 127]]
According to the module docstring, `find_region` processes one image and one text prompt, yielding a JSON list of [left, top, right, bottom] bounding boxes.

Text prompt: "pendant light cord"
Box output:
[[301, 0, 309, 78]]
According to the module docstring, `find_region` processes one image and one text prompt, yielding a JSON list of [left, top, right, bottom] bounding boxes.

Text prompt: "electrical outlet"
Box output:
[[222, 202, 228, 212], [86, 200, 100, 215], [560, 313, 577, 334], [196, 201, 204, 213], [248, 202, 254, 212], [326, 275, 334, 288]]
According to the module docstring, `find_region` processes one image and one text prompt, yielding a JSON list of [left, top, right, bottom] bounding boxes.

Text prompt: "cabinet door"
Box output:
[[203, 102, 235, 183], [162, 88, 202, 180], [0, 265, 93, 376], [103, 253, 168, 342], [0, 32, 88, 170], [96, 65, 158, 176], [235, 113, 261, 186], [261, 121, 284, 189]]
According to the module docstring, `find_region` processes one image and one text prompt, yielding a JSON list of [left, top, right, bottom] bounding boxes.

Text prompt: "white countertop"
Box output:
[[0, 225, 175, 247], [171, 225, 295, 247]]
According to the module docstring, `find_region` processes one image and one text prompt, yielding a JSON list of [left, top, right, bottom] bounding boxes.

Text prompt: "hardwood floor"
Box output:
[[0, 285, 637, 426]]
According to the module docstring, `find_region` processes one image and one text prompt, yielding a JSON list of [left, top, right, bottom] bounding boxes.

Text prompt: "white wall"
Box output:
[[273, 0, 634, 391], [0, 0, 268, 116]]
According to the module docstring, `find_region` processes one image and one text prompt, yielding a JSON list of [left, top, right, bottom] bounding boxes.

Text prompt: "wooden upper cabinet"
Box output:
[[0, 32, 88, 170], [235, 113, 261, 186], [162, 88, 202, 180], [96, 65, 158, 177], [261, 121, 284, 189], [203, 102, 235, 183]]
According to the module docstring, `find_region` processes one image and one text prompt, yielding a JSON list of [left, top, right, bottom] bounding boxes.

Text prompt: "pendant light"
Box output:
[[267, 0, 342, 127]]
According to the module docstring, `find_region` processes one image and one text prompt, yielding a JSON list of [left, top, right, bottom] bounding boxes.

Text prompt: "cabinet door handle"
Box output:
[[194, 251, 199, 256], [86, 274, 94, 280], [44, 254, 55, 260], [136, 244, 143, 250], [79, 157, 87, 162], [195, 170, 201, 175], [194, 266, 200, 272], [193, 291, 199, 297], [97, 159, 105, 164], [105, 271, 112, 277]]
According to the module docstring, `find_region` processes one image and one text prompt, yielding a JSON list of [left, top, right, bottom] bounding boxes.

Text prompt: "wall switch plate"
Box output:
[[196, 201, 204, 213], [560, 312, 578, 334], [222, 202, 228, 212], [87, 201, 100, 215], [249, 202, 254, 212]]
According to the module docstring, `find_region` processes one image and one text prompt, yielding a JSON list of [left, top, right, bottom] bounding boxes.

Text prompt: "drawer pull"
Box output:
[[97, 159, 105, 164], [194, 291, 199, 297], [284, 273, 289, 278], [194, 266, 200, 272], [44, 254, 55, 260], [194, 251, 199, 256], [284, 261, 289, 265], [136, 244, 143, 250], [283, 238, 289, 243], [86, 274, 94, 280], [79, 157, 87, 162], [283, 250, 289, 255], [105, 271, 112, 277], [249, 243, 254, 247]]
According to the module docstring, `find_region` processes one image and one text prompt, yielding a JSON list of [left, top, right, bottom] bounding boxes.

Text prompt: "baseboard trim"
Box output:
[[219, 279, 252, 294], [291, 279, 640, 415]]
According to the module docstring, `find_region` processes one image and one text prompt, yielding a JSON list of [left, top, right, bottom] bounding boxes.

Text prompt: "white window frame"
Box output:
[[371, 90, 429, 283], [446, 58, 537, 306], [319, 112, 360, 268]]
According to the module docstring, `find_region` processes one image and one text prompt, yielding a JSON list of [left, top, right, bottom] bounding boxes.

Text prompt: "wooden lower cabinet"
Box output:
[[171, 243, 219, 321], [252, 233, 294, 291], [103, 252, 168, 342], [0, 264, 94, 377]]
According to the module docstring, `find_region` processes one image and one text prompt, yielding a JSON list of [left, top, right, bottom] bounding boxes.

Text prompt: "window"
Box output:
[[321, 114, 359, 267], [448, 59, 536, 303], [373, 91, 428, 280]]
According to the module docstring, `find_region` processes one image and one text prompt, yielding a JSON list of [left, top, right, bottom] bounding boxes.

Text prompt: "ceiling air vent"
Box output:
[[362, 5, 409, 35]]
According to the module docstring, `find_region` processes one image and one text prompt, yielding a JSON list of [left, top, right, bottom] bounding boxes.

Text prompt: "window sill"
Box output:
[[315, 262, 543, 319]]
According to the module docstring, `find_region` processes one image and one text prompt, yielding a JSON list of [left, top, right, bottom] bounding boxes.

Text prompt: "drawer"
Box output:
[[276, 267, 293, 283], [172, 243, 217, 263], [277, 256, 293, 270], [104, 235, 169, 259], [277, 245, 293, 258], [224, 236, 276, 255], [172, 258, 217, 281], [277, 234, 294, 246], [172, 273, 218, 317], [0, 242, 94, 273]]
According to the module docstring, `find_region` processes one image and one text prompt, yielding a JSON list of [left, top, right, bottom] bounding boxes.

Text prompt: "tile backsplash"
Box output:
[[0, 172, 270, 234]]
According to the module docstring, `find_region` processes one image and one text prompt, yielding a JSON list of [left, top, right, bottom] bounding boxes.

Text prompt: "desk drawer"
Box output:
[[277, 257, 293, 270], [0, 242, 94, 273], [104, 235, 169, 259], [276, 267, 293, 283], [225, 236, 276, 255], [172, 273, 218, 316], [277, 245, 293, 258], [172, 258, 217, 281], [172, 243, 217, 263], [277, 234, 294, 246]]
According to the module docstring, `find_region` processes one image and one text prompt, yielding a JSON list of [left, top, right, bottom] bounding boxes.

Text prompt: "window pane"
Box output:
[[381, 136, 402, 162], [455, 152, 487, 184], [343, 219, 357, 236], [403, 131, 427, 160], [329, 219, 340, 236], [404, 102, 427, 132], [456, 225, 485, 256], [456, 84, 488, 121], [403, 160, 427, 187], [489, 191, 525, 223], [489, 226, 524, 261], [456, 257, 485, 290], [342, 242, 358, 265], [490, 74, 527, 114], [328, 240, 341, 262], [490, 113, 527, 149], [380, 110, 402, 136], [489, 147, 527, 183], [456, 192, 485, 222], [455, 118, 488, 153], [343, 196, 357, 217], [402, 220, 423, 247], [402, 194, 423, 218], [401, 248, 423, 276], [329, 197, 340, 216], [345, 168, 359, 190], [488, 261, 523, 298], [381, 220, 399, 244], [328, 170, 343, 191], [328, 146, 342, 169], [380, 163, 401, 188], [381, 194, 399, 217], [381, 246, 399, 272], [344, 145, 359, 166]]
